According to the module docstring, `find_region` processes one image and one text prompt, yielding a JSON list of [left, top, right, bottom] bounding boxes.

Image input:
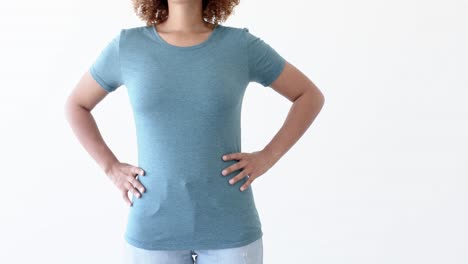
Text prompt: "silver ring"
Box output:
[[246, 175, 250, 179]]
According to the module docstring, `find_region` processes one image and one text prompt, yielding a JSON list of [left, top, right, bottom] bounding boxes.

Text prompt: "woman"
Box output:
[[64, 0, 324, 263]]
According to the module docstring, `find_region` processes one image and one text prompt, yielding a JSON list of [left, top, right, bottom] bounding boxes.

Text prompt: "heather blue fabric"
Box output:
[[89, 24, 286, 250]]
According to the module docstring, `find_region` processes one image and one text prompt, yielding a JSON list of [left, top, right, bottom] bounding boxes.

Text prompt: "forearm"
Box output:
[[64, 102, 119, 176], [262, 89, 325, 164]]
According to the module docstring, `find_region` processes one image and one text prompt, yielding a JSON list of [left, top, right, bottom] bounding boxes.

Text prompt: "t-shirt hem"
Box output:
[[89, 65, 114, 92], [262, 57, 287, 87], [124, 230, 263, 251]]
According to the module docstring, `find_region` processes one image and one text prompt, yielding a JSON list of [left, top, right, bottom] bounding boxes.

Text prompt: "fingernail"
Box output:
[[229, 179, 234, 184], [240, 186, 245, 191], [222, 170, 227, 175], [222, 156, 226, 160]]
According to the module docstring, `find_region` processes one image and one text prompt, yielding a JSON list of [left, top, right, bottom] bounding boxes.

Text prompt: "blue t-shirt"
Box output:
[[89, 23, 286, 250]]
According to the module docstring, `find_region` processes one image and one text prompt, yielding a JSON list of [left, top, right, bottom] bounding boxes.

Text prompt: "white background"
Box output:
[[1, 0, 467, 263]]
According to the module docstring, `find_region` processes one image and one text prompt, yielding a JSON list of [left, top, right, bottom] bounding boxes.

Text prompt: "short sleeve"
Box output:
[[89, 30, 123, 92], [243, 27, 286, 87]]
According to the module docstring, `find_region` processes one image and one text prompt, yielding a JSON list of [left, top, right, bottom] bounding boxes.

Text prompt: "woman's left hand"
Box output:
[[221, 150, 277, 192]]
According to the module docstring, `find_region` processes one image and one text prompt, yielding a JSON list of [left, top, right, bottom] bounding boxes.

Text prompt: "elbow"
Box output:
[[318, 91, 325, 109], [64, 96, 74, 124], [64, 95, 85, 124], [309, 87, 325, 111]]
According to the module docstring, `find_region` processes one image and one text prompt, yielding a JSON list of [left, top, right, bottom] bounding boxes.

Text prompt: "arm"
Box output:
[[64, 70, 145, 206], [262, 61, 325, 164], [222, 61, 325, 191]]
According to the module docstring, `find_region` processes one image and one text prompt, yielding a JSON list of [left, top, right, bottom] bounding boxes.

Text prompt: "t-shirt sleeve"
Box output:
[[89, 30, 124, 92], [243, 27, 286, 87]]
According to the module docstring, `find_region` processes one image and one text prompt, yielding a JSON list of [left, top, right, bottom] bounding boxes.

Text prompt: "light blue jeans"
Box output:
[[124, 237, 263, 264]]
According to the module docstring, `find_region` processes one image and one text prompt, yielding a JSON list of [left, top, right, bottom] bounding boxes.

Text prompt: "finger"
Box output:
[[125, 182, 142, 198], [131, 166, 145, 177], [222, 152, 244, 161], [228, 170, 249, 185], [128, 176, 146, 194], [122, 191, 132, 207], [240, 175, 255, 192], [221, 160, 246, 176]]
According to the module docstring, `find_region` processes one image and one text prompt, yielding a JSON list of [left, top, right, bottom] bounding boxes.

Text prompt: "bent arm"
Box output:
[[64, 70, 119, 176], [262, 61, 325, 164]]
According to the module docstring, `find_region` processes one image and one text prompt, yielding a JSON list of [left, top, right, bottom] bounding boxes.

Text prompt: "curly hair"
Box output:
[[132, 0, 240, 26]]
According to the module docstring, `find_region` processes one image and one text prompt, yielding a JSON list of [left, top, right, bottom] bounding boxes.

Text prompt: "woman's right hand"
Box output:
[[106, 161, 146, 207]]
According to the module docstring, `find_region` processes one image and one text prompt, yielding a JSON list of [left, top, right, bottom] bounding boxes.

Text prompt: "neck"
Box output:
[[161, 0, 211, 32]]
